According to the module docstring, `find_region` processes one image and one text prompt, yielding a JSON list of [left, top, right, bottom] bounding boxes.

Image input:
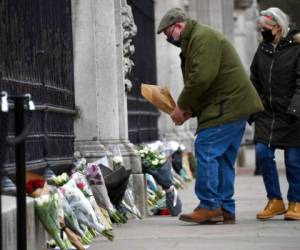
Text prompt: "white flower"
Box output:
[[36, 194, 50, 206], [149, 148, 155, 153], [152, 159, 159, 165], [158, 153, 165, 160], [53, 193, 59, 201], [159, 159, 166, 164], [113, 156, 123, 164]]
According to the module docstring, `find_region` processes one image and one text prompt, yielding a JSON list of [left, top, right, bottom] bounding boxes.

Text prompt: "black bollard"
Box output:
[[0, 92, 9, 250], [13, 97, 27, 250]]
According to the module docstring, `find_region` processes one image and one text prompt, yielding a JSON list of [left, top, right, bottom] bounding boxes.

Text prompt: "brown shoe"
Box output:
[[284, 202, 300, 220], [256, 199, 286, 220], [222, 209, 236, 224], [179, 207, 223, 224]]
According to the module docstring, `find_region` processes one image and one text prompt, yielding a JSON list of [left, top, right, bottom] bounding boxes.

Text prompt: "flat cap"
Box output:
[[157, 8, 187, 34]]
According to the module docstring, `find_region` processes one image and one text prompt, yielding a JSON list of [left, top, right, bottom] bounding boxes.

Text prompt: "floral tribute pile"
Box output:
[[26, 151, 141, 250], [26, 141, 195, 249], [138, 140, 195, 217]]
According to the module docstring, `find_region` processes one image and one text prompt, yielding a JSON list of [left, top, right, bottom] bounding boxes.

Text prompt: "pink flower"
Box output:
[[77, 182, 85, 190]]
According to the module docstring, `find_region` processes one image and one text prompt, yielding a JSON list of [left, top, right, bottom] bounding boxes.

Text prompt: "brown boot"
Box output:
[[284, 202, 300, 220], [256, 199, 286, 220], [222, 208, 236, 224], [179, 207, 223, 224]]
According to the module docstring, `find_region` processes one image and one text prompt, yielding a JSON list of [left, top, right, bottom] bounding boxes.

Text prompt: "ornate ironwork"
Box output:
[[0, 0, 75, 173], [122, 2, 137, 92]]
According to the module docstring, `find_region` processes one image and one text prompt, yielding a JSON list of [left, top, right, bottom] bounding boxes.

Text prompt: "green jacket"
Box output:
[[177, 20, 264, 133]]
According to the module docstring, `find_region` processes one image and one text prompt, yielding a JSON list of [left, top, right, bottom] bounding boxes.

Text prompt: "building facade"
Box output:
[[1, 0, 259, 216]]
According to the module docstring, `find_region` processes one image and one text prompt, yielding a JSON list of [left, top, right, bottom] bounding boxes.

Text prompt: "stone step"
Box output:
[[1, 195, 47, 250]]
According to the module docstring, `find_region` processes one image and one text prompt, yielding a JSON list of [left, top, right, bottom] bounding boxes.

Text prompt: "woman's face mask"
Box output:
[[261, 29, 276, 43]]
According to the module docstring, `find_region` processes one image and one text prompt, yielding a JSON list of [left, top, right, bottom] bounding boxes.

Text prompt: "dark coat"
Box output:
[[177, 20, 263, 133], [250, 29, 300, 147]]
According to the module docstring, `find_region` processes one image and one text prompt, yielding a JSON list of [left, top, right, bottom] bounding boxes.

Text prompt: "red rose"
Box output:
[[77, 182, 85, 190], [26, 179, 45, 194]]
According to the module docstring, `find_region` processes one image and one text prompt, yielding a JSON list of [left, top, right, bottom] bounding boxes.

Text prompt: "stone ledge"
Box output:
[[1, 195, 47, 250]]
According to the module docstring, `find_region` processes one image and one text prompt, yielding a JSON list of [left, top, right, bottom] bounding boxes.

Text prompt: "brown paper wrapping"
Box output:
[[141, 83, 176, 114]]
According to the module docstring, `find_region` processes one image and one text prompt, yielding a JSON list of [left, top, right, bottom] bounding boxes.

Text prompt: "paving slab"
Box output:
[[90, 171, 300, 250]]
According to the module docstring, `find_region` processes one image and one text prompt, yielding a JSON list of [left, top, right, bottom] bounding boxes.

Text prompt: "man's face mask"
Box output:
[[261, 29, 275, 43], [166, 26, 181, 47]]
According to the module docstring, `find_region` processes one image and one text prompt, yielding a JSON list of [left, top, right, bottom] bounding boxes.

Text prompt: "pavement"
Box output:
[[90, 168, 300, 250]]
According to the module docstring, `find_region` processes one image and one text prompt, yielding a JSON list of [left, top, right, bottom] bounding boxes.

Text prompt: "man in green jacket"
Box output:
[[157, 8, 264, 224]]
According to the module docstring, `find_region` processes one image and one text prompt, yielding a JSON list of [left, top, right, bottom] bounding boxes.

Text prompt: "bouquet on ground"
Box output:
[[71, 172, 113, 231], [50, 173, 69, 186], [60, 179, 114, 241], [139, 145, 173, 189], [57, 189, 92, 246], [55, 190, 87, 250], [121, 187, 142, 219], [34, 194, 73, 250], [85, 163, 127, 224], [139, 145, 182, 216]]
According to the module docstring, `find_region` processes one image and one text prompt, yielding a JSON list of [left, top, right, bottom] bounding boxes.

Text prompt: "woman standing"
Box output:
[[250, 7, 300, 220]]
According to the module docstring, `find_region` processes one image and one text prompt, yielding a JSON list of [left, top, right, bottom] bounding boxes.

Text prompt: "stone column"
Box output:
[[233, 0, 257, 167], [72, 0, 146, 216], [72, 0, 109, 158], [187, 0, 234, 40]]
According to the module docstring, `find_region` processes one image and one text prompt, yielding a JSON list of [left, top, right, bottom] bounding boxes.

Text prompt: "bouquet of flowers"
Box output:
[[139, 145, 172, 189], [165, 185, 182, 216], [60, 179, 114, 241], [85, 163, 127, 224], [121, 187, 142, 219], [139, 145, 182, 216], [57, 189, 92, 245], [73, 151, 87, 173], [34, 194, 73, 250], [71, 172, 113, 231], [51, 173, 69, 186], [139, 145, 167, 171], [109, 144, 124, 169], [55, 190, 87, 250]]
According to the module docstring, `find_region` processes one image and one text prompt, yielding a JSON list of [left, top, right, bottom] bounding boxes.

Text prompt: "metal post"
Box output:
[[0, 91, 9, 250], [0, 118, 3, 250], [14, 97, 27, 250]]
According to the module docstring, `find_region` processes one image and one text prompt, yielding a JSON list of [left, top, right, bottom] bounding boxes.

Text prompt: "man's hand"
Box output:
[[170, 106, 192, 125]]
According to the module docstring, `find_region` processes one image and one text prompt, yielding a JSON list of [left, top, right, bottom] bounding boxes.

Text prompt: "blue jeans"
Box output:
[[255, 143, 300, 202], [194, 118, 246, 215]]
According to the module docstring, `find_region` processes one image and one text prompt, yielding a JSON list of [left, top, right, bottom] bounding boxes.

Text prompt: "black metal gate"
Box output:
[[0, 0, 75, 174], [127, 0, 160, 144]]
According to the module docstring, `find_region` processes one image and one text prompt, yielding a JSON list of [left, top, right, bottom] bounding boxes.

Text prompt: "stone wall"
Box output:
[[2, 196, 47, 250]]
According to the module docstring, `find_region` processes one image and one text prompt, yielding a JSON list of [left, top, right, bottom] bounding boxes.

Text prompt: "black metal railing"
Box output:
[[0, 0, 75, 174], [0, 92, 35, 250]]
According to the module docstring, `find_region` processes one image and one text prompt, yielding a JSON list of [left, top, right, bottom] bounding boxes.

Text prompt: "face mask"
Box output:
[[166, 36, 181, 47], [261, 30, 275, 43]]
